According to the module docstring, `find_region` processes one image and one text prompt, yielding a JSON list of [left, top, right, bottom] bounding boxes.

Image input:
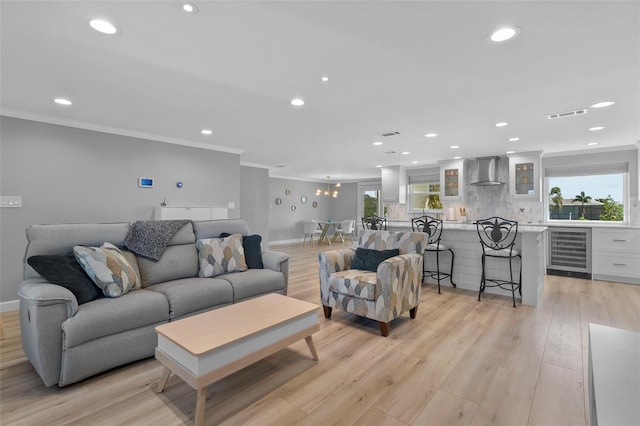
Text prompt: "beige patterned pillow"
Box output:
[[73, 242, 139, 297], [196, 234, 247, 277]]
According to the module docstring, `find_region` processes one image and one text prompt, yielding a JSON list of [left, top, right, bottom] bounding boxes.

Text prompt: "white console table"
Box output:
[[588, 323, 640, 426], [155, 206, 228, 221]]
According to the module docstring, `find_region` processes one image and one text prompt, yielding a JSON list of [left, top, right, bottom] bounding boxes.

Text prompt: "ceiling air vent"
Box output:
[[547, 109, 588, 119], [380, 131, 401, 137]]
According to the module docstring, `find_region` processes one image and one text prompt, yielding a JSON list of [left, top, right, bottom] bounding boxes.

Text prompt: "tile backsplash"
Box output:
[[386, 157, 544, 223]]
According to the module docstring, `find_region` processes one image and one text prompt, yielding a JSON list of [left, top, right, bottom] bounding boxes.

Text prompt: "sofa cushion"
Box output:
[[73, 243, 139, 297], [145, 277, 233, 320], [62, 289, 169, 347], [193, 219, 250, 239], [351, 248, 399, 272], [220, 233, 264, 269], [137, 245, 198, 287], [328, 270, 377, 301], [217, 269, 285, 302], [27, 254, 103, 304], [196, 234, 247, 277], [24, 222, 131, 280], [136, 222, 198, 287]]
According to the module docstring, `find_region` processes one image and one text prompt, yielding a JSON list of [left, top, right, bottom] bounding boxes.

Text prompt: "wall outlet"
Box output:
[[228, 201, 235, 209], [1, 196, 22, 208]]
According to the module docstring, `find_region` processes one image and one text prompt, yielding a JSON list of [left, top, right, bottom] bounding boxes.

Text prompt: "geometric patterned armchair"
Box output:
[[319, 230, 427, 336]]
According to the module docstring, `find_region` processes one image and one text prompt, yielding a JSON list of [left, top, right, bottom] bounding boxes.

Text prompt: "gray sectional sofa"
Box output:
[[17, 218, 289, 387]]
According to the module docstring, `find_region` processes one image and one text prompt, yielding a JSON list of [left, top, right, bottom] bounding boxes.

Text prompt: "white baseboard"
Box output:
[[1, 299, 19, 313], [269, 238, 304, 245]]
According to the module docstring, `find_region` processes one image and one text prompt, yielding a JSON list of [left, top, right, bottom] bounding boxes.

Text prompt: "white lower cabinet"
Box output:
[[592, 228, 640, 284]]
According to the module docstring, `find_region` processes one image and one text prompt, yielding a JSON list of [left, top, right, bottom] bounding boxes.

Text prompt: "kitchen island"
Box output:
[[386, 221, 547, 306]]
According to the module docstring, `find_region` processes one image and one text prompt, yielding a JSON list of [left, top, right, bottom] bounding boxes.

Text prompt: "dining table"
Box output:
[[315, 220, 340, 245]]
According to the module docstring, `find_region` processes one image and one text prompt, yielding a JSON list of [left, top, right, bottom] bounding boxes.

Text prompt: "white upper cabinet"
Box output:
[[439, 159, 464, 201], [381, 166, 407, 203], [508, 151, 542, 201]]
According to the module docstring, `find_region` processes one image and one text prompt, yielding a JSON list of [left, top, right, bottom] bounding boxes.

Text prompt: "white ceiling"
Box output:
[[1, 1, 639, 183]]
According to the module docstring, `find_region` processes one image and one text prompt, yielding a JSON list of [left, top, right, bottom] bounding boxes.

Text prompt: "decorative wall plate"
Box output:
[[312, 201, 318, 208], [275, 197, 282, 205], [301, 195, 308, 204]]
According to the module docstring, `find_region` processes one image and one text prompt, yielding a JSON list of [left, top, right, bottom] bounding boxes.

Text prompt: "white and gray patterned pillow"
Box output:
[[73, 242, 139, 297], [196, 233, 247, 277]]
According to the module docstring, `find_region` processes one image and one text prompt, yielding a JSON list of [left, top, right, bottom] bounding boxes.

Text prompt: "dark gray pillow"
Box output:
[[27, 254, 102, 304], [351, 248, 400, 272]]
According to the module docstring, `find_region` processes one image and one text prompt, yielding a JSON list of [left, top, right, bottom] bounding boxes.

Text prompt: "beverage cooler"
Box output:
[[547, 227, 592, 278]]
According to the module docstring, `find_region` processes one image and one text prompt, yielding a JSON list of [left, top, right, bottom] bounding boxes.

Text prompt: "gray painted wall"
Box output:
[[240, 165, 270, 246], [268, 178, 357, 242], [0, 116, 241, 303]]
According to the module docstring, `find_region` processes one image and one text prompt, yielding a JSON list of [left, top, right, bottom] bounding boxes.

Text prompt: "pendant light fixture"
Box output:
[[316, 176, 340, 198]]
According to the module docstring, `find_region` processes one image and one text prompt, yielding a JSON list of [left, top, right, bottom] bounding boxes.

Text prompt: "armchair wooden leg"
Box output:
[[410, 306, 418, 319], [322, 305, 332, 319], [379, 322, 390, 337]]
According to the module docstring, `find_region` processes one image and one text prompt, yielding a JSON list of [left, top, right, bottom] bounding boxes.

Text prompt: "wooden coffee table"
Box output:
[[154, 293, 320, 426]]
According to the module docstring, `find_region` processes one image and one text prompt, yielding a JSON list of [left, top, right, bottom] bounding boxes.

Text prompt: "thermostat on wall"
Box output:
[[138, 177, 154, 188]]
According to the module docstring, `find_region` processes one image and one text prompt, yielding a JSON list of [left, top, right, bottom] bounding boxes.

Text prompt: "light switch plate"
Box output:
[[1, 196, 22, 208]]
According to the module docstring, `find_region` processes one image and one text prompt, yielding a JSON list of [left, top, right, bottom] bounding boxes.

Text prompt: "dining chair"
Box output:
[[303, 221, 322, 246], [411, 215, 456, 294], [362, 215, 387, 231], [334, 220, 356, 244], [476, 217, 521, 307]]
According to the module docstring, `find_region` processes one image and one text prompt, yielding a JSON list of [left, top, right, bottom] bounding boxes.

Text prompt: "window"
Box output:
[[546, 163, 628, 222], [408, 180, 441, 212]]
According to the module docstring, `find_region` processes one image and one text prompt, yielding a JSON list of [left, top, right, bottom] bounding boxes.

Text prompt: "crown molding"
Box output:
[[1, 109, 244, 155]]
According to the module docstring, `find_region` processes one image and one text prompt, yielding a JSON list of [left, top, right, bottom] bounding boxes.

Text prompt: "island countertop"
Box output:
[[386, 220, 547, 233], [384, 219, 546, 306]]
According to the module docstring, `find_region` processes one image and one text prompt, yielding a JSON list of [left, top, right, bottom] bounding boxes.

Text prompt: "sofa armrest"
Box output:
[[262, 250, 290, 294], [17, 279, 79, 387], [375, 253, 423, 322], [318, 248, 356, 305]]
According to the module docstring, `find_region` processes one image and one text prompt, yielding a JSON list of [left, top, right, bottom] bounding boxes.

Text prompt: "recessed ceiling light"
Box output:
[[201, 129, 212, 135], [490, 26, 520, 42], [589, 126, 605, 131], [506, 150, 516, 154], [590, 101, 615, 108], [402, 151, 410, 155], [508, 137, 520, 142], [586, 142, 599, 146], [54, 98, 72, 106], [290, 98, 305, 106], [376, 165, 383, 168], [450, 145, 460, 149], [424, 133, 438, 138], [182, 2, 199, 13], [321, 76, 329, 82], [495, 122, 509, 127], [89, 19, 120, 35], [373, 141, 383, 146], [411, 161, 418, 164], [453, 156, 461, 160]]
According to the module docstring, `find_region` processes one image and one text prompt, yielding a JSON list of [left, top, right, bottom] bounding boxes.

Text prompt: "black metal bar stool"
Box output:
[[362, 215, 387, 230], [411, 215, 456, 294], [476, 217, 521, 307]]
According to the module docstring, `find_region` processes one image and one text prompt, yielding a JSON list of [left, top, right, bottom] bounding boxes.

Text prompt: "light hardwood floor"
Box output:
[[1, 242, 639, 425]]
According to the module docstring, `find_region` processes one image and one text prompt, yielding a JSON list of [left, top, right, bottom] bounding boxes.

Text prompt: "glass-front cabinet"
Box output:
[[439, 159, 464, 201], [508, 151, 542, 200]]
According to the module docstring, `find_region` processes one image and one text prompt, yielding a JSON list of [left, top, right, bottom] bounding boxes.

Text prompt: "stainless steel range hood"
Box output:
[[471, 156, 504, 186]]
